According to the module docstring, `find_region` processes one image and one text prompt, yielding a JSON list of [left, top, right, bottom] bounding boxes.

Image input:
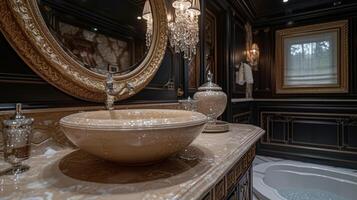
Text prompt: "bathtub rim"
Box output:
[[253, 160, 357, 200]]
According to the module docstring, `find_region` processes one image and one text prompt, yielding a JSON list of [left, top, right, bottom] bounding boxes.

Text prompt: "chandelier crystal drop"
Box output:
[[169, 0, 201, 61]]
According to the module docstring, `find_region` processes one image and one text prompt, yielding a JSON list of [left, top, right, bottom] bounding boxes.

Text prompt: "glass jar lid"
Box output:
[[197, 70, 222, 91], [3, 104, 34, 127]]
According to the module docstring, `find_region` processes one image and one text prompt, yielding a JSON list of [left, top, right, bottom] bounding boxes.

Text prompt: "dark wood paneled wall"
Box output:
[[0, 30, 179, 110], [0, 0, 249, 114], [255, 100, 357, 169], [252, 7, 357, 99], [230, 4, 357, 168], [232, 101, 253, 124]]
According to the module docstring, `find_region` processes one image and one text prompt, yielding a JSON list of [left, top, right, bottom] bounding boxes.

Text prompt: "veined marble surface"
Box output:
[[0, 124, 264, 200]]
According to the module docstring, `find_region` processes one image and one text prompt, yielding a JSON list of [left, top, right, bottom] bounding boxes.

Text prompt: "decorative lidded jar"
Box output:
[[193, 71, 227, 123], [2, 103, 34, 174]]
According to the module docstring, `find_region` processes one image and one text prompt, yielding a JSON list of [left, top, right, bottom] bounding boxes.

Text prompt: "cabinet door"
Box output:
[[237, 167, 252, 200], [226, 189, 238, 200]]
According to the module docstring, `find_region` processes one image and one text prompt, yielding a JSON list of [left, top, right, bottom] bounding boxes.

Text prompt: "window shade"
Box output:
[[283, 31, 338, 86]]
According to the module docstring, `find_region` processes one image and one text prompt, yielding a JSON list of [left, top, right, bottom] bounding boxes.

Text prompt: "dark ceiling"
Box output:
[[244, 0, 357, 21]]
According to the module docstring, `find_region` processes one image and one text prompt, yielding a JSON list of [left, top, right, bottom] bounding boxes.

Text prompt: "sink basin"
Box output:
[[60, 109, 207, 165]]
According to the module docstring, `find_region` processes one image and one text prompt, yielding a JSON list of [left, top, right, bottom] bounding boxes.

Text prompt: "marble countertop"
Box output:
[[0, 124, 264, 200]]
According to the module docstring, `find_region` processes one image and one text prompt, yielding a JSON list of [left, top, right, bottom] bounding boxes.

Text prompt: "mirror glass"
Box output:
[[37, 0, 153, 75]]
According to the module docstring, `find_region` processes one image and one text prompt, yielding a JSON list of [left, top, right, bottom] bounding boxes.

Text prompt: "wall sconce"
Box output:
[[244, 23, 259, 71], [246, 43, 260, 70]]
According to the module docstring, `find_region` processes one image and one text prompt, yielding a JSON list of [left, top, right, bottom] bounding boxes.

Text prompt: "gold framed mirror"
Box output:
[[0, 0, 168, 102]]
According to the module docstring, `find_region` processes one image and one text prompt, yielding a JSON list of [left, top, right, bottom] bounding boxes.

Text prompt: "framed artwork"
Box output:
[[275, 20, 348, 94]]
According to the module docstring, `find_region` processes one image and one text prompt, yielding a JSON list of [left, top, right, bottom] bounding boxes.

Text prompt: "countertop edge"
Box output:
[[184, 124, 265, 200]]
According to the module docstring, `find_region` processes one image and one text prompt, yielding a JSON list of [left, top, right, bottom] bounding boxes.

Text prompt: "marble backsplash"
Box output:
[[0, 103, 178, 157]]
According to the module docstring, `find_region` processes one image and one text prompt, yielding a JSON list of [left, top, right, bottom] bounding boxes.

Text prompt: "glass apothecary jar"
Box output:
[[2, 103, 34, 174], [193, 71, 227, 123]]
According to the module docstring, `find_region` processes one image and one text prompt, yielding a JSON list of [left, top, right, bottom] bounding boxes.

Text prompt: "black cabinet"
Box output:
[[237, 167, 252, 200], [200, 145, 256, 200], [224, 167, 252, 200]]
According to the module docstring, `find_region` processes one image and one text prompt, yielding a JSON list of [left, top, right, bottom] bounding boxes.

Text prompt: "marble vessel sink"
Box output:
[[60, 109, 207, 165]]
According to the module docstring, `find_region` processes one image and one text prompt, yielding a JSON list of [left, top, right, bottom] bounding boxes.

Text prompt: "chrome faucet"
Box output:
[[105, 73, 136, 110]]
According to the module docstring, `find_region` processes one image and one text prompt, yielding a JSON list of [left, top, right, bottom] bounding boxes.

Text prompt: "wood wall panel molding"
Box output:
[[253, 104, 357, 168], [232, 111, 252, 124], [260, 111, 357, 154]]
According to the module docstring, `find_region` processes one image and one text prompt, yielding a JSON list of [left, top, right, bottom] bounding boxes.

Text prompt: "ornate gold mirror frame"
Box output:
[[0, 0, 168, 102]]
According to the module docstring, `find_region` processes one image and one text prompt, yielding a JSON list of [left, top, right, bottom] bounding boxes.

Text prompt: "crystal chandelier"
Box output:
[[168, 0, 201, 61], [142, 0, 153, 48]]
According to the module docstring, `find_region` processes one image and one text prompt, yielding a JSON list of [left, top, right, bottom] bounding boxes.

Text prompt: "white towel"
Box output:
[[244, 63, 254, 84], [236, 63, 245, 85], [236, 63, 254, 85]]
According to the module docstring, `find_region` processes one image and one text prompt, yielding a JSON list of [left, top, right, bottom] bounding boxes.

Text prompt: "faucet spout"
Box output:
[[104, 73, 136, 110]]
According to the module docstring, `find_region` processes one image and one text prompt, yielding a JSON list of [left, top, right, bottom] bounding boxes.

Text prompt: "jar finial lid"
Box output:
[[207, 70, 213, 82], [3, 103, 33, 126], [13, 103, 25, 120], [197, 71, 222, 91]]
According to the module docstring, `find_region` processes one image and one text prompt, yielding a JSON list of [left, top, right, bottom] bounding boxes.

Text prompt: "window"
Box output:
[[275, 21, 348, 94]]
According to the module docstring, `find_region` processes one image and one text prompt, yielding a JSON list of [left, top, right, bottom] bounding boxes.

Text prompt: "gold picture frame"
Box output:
[[0, 0, 168, 102], [275, 20, 348, 94]]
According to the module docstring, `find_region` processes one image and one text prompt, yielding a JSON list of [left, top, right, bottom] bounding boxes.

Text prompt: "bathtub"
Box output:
[[253, 161, 357, 200]]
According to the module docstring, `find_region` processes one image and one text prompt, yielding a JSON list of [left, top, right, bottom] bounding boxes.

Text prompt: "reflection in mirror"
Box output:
[[37, 0, 153, 75]]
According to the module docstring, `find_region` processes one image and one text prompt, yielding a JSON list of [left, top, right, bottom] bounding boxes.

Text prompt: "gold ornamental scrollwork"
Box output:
[[0, 0, 168, 102]]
